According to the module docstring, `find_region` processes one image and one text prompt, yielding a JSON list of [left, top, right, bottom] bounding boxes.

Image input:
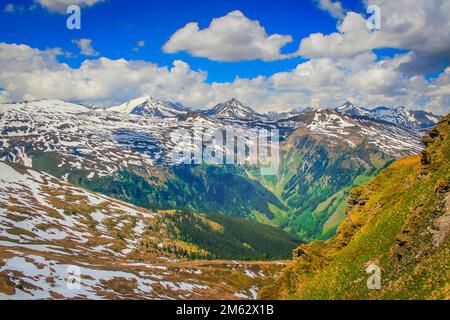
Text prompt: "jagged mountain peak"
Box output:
[[336, 102, 440, 130], [205, 98, 264, 120], [278, 108, 424, 158], [336, 101, 371, 117], [109, 95, 152, 113], [370, 105, 422, 129], [108, 95, 190, 118], [228, 97, 241, 104], [339, 101, 355, 109]]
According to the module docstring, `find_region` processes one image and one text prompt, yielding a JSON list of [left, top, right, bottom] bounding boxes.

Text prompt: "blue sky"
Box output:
[[0, 0, 449, 114], [0, 0, 363, 82]]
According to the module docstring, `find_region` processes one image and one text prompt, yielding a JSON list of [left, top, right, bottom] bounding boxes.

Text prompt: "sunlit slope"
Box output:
[[261, 114, 450, 300]]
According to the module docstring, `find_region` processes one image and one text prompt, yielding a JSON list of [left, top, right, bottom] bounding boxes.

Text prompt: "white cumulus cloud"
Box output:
[[163, 10, 296, 62], [1, 42, 449, 115], [72, 38, 99, 57], [299, 0, 450, 71], [314, 0, 345, 19], [35, 0, 104, 14]]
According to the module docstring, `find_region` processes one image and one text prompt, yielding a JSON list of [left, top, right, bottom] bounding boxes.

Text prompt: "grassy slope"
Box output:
[[260, 114, 450, 300], [252, 131, 393, 241]]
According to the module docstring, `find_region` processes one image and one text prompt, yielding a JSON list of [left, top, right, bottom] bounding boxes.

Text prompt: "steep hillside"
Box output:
[[0, 161, 289, 299], [254, 110, 422, 241], [260, 114, 450, 300], [163, 211, 298, 260], [276, 132, 391, 241], [69, 165, 286, 223]]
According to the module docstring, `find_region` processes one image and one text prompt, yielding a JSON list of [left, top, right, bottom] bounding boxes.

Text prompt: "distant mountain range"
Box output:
[[107, 95, 441, 131], [109, 96, 268, 121], [335, 101, 440, 130]]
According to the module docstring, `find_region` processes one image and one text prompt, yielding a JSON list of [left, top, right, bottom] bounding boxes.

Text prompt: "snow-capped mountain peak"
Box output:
[[277, 109, 424, 157], [336, 102, 440, 130], [109, 95, 153, 113], [336, 102, 371, 117], [370, 106, 427, 129], [205, 98, 263, 120], [109, 95, 190, 118]]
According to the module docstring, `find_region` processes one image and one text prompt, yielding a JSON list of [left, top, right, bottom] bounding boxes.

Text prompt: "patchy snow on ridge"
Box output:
[[278, 110, 424, 157], [109, 95, 190, 118], [0, 161, 284, 300]]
